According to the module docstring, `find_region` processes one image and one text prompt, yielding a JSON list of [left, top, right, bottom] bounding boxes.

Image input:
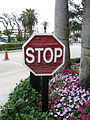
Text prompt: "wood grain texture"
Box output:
[[24, 35, 64, 75]]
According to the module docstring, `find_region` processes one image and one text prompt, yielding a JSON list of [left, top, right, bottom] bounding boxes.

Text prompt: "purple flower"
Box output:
[[63, 118, 67, 120], [48, 67, 90, 119], [86, 91, 90, 95], [88, 96, 90, 100], [68, 113, 74, 117], [79, 100, 84, 105], [70, 104, 74, 108], [68, 96, 72, 100], [75, 104, 80, 109], [56, 103, 61, 108], [60, 97, 65, 102], [74, 96, 80, 102], [57, 112, 61, 116], [63, 109, 68, 113]]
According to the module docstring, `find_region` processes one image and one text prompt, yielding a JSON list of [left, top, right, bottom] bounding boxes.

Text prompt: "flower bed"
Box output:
[[48, 69, 90, 120], [71, 63, 80, 71], [0, 61, 90, 120]]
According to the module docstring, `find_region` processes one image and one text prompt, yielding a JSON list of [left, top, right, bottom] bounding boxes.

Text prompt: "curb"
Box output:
[[0, 49, 22, 54]]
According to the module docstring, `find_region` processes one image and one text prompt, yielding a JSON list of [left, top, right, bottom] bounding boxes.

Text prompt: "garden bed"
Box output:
[[48, 68, 90, 120], [0, 60, 90, 120]]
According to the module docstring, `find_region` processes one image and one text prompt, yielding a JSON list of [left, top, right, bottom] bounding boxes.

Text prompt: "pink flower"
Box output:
[[86, 103, 90, 109], [51, 106, 54, 109], [78, 107, 87, 113], [86, 116, 90, 120], [80, 114, 90, 120], [73, 82, 78, 86], [54, 100, 58, 104], [85, 100, 90, 109], [80, 114, 86, 120], [57, 98, 62, 101]]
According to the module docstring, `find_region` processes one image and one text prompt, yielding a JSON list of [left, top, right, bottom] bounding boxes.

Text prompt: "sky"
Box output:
[[0, 0, 82, 33]]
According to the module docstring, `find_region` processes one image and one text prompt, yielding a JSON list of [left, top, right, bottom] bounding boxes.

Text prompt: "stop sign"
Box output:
[[23, 34, 65, 76]]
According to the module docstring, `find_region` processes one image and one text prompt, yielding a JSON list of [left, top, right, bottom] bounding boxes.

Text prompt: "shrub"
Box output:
[[0, 43, 23, 51], [70, 58, 80, 65], [0, 78, 52, 120]]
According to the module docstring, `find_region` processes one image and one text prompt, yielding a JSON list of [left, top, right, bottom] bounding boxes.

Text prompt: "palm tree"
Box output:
[[20, 8, 38, 36], [55, 0, 70, 69], [42, 21, 48, 33], [79, 0, 90, 89], [19, 12, 27, 39], [20, 9, 39, 92]]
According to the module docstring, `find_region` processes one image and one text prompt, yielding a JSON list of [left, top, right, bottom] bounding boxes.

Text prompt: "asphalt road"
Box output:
[[0, 43, 81, 106], [0, 50, 30, 106]]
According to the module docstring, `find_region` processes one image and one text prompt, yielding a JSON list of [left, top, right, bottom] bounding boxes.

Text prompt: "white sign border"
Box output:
[[22, 33, 65, 76]]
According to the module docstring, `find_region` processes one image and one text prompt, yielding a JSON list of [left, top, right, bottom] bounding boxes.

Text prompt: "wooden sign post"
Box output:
[[23, 34, 65, 112], [41, 76, 52, 112]]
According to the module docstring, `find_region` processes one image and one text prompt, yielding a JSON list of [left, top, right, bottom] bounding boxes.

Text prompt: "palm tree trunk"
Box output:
[[79, 0, 90, 89], [55, 0, 70, 69], [44, 26, 46, 33], [29, 25, 33, 36]]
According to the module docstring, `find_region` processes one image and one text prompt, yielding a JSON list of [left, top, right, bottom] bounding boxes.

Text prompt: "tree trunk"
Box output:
[[44, 26, 46, 33], [79, 0, 90, 89], [8, 35, 11, 42], [55, 0, 70, 69]]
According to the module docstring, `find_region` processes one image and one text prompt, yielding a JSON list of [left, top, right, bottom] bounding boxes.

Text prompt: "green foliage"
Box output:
[[69, 0, 83, 39], [0, 43, 23, 51], [0, 78, 52, 120], [3, 29, 12, 42], [73, 32, 81, 38], [20, 8, 38, 35], [70, 58, 80, 64], [3, 29, 12, 36], [70, 58, 80, 71]]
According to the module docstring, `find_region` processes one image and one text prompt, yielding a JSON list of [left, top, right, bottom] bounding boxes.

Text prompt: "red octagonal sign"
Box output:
[[23, 34, 65, 76]]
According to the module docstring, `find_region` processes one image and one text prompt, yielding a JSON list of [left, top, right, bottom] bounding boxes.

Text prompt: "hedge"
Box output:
[[70, 58, 80, 64], [0, 43, 23, 51], [0, 78, 52, 120]]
